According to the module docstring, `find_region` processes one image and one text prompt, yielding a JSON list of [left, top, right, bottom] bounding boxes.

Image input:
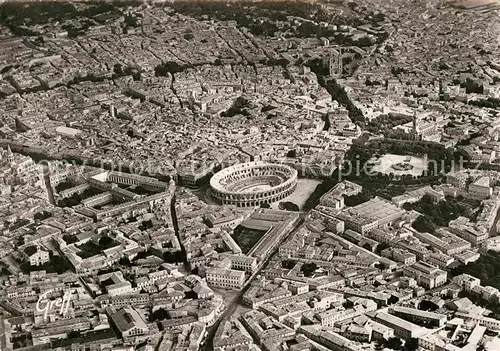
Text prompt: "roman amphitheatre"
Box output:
[[210, 162, 298, 207]]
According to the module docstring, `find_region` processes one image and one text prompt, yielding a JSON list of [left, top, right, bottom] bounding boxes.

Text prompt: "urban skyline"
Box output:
[[0, 0, 500, 350]]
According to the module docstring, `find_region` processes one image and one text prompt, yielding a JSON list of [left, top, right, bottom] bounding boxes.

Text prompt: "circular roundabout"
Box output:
[[210, 162, 298, 207]]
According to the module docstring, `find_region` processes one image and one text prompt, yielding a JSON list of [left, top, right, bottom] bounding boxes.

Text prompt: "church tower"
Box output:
[[412, 112, 421, 141], [6, 145, 14, 163]]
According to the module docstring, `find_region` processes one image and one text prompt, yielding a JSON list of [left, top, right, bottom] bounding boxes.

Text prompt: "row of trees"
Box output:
[[469, 97, 500, 109], [322, 78, 365, 126], [21, 251, 72, 275], [456, 290, 500, 321], [304, 137, 460, 210], [349, 138, 460, 176], [344, 190, 373, 207], [303, 176, 338, 211], [167, 1, 387, 42], [404, 194, 479, 228], [451, 251, 500, 290], [279, 201, 300, 211], [0, 262, 10, 276], [168, 1, 331, 30], [154, 61, 185, 76], [1, 1, 142, 36], [365, 113, 414, 135], [412, 216, 438, 234], [221, 97, 251, 117]]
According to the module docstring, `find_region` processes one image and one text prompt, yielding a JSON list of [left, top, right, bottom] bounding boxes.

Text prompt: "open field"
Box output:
[[271, 178, 321, 210]]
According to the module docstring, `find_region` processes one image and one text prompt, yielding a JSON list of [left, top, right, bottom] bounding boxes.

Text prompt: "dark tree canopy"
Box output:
[[301, 262, 317, 277]]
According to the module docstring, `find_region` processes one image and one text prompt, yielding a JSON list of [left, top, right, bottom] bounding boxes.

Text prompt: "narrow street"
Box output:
[[202, 285, 250, 351], [0, 311, 8, 351], [202, 215, 305, 350], [169, 193, 191, 273], [42, 163, 55, 205], [489, 205, 500, 238]]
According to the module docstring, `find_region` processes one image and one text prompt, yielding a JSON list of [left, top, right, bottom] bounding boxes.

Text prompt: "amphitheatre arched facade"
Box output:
[[210, 162, 298, 207]]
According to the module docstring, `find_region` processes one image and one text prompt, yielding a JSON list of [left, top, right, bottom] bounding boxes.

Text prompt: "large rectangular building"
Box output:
[[349, 197, 406, 227], [319, 180, 363, 209], [206, 267, 246, 290], [402, 262, 447, 289], [108, 306, 149, 339], [452, 274, 481, 292], [389, 306, 446, 327], [338, 197, 405, 234], [373, 312, 424, 339], [455, 311, 500, 331]]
